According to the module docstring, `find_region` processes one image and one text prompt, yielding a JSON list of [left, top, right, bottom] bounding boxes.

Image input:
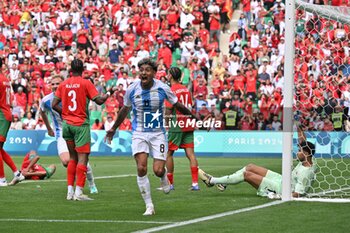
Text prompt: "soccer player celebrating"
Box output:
[[105, 58, 198, 215], [40, 75, 98, 194], [164, 67, 200, 191], [199, 125, 317, 198], [52, 59, 114, 201], [0, 58, 25, 186], [21, 150, 56, 180]]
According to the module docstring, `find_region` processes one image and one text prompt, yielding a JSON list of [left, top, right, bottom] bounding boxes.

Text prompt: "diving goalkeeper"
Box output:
[[199, 125, 317, 198]]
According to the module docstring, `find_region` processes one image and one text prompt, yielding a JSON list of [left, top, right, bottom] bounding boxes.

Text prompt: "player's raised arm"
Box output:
[[297, 124, 306, 144], [93, 87, 118, 105]]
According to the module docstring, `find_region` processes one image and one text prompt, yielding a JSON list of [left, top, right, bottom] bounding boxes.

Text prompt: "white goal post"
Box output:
[[282, 0, 350, 202]]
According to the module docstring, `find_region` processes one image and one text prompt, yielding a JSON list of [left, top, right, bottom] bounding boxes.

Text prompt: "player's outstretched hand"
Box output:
[[105, 128, 116, 144]]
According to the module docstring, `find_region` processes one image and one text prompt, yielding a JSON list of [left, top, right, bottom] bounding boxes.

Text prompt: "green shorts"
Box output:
[[168, 131, 194, 151], [62, 121, 91, 153], [257, 170, 282, 197], [0, 113, 10, 142]]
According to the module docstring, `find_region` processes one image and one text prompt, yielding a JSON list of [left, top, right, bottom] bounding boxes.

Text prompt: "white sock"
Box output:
[[137, 175, 153, 207], [13, 170, 20, 177], [68, 185, 74, 193], [160, 167, 169, 187], [75, 186, 83, 196], [86, 163, 95, 187], [211, 167, 246, 185]]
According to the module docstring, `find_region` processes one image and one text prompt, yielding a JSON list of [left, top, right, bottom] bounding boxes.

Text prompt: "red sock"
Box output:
[[76, 163, 87, 188], [191, 166, 198, 184], [167, 173, 174, 185], [1, 149, 17, 172], [0, 150, 5, 178], [67, 160, 77, 186]]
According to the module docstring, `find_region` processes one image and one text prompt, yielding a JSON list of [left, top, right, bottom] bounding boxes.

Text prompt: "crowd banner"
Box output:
[[3, 130, 349, 157]]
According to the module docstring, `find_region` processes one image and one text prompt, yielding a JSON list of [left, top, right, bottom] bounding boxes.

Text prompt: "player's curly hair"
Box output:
[[169, 67, 182, 82], [71, 59, 84, 74], [138, 58, 157, 72]]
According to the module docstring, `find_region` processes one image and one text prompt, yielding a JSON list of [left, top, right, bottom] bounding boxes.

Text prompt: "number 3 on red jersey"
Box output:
[[68, 90, 77, 111]]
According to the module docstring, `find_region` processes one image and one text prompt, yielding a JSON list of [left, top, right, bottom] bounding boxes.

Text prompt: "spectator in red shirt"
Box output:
[[209, 11, 221, 44], [197, 103, 211, 120], [14, 86, 27, 113], [233, 70, 245, 91], [240, 114, 255, 130], [60, 25, 74, 50], [91, 119, 103, 130], [193, 78, 208, 99], [158, 43, 172, 69], [140, 11, 152, 33]]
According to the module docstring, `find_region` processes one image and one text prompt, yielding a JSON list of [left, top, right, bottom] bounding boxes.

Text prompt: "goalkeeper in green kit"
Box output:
[[199, 125, 317, 198]]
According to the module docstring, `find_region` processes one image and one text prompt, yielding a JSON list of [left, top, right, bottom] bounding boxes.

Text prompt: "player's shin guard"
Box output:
[[86, 163, 95, 187], [191, 166, 199, 185], [137, 175, 153, 207], [67, 160, 78, 186], [1, 149, 17, 173], [76, 163, 87, 188]]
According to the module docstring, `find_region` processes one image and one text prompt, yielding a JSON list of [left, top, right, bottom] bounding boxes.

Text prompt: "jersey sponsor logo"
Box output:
[[144, 110, 162, 129]]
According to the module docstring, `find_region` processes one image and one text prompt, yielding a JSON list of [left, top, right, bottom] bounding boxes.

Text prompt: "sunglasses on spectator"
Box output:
[[51, 82, 60, 86]]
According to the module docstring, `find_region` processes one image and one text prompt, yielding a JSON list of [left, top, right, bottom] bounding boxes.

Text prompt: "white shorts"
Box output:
[[132, 131, 168, 161], [57, 137, 69, 155]]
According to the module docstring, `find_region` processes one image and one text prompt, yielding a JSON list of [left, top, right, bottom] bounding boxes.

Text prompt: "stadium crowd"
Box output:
[[1, 0, 350, 131]]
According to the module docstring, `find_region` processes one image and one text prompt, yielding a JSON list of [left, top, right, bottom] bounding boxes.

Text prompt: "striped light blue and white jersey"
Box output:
[[124, 79, 178, 132], [40, 92, 63, 138]]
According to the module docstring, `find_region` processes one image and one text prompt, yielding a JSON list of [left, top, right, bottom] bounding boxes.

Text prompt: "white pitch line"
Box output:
[[308, 187, 350, 197], [133, 201, 284, 233], [0, 218, 173, 224], [19, 174, 136, 184]]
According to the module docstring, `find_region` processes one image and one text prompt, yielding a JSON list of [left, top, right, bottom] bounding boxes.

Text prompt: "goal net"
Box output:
[[285, 0, 350, 201]]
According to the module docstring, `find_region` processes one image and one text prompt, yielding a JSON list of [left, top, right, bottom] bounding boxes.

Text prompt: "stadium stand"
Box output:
[[1, 0, 349, 131]]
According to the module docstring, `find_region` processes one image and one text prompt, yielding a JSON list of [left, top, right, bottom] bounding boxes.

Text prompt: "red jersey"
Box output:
[[140, 17, 152, 33], [123, 33, 136, 47], [0, 74, 12, 121], [55, 76, 99, 126], [165, 83, 194, 132], [245, 70, 257, 93], [233, 75, 245, 91], [77, 29, 88, 44], [209, 14, 220, 30], [21, 153, 46, 180]]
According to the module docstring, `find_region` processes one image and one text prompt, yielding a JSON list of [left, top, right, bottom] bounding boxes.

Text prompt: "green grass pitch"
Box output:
[[0, 156, 349, 233]]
